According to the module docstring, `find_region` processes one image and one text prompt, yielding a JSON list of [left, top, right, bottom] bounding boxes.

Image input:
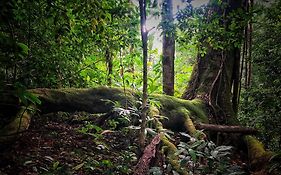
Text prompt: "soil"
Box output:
[[0, 112, 139, 175], [0, 111, 252, 175]]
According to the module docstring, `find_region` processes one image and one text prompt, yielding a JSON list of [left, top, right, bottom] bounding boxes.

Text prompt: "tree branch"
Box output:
[[195, 123, 258, 134]]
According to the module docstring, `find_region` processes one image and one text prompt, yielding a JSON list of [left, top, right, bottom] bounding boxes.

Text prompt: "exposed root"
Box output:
[[159, 124, 188, 175], [0, 105, 36, 143], [134, 134, 161, 175], [195, 123, 258, 134], [244, 136, 273, 171]]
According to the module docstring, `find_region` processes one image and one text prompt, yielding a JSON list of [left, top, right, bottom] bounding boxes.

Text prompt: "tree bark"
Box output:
[[139, 0, 148, 150], [105, 48, 113, 86], [162, 0, 175, 96], [231, 48, 241, 116], [182, 0, 245, 125], [181, 1, 276, 173], [195, 123, 257, 134]]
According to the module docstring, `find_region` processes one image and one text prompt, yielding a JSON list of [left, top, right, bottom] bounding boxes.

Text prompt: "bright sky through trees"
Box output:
[[132, 0, 209, 52]]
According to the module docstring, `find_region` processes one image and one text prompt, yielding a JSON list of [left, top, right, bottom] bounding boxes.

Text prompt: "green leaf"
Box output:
[[190, 140, 204, 149], [188, 148, 197, 162], [24, 92, 41, 105], [73, 162, 85, 170], [17, 43, 29, 55], [52, 161, 60, 170]]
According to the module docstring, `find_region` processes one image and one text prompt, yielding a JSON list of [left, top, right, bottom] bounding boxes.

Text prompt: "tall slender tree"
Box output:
[[162, 0, 175, 96], [138, 0, 148, 151], [105, 48, 113, 86]]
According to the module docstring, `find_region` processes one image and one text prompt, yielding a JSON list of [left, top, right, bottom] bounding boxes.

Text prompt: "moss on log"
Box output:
[[244, 136, 274, 171], [152, 95, 208, 123], [0, 105, 35, 143], [29, 87, 210, 132], [0, 87, 275, 174], [29, 87, 137, 114], [154, 116, 188, 175], [151, 94, 208, 131], [1, 87, 258, 142]]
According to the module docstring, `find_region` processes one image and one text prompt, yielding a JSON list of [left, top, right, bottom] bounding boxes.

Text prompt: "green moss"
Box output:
[[30, 87, 137, 114], [0, 105, 36, 143], [29, 87, 209, 133], [245, 135, 266, 159], [160, 131, 188, 175], [244, 135, 273, 170], [151, 94, 208, 130]]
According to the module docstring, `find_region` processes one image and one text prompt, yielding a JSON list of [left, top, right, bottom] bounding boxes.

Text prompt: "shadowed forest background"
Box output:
[[0, 0, 281, 174]]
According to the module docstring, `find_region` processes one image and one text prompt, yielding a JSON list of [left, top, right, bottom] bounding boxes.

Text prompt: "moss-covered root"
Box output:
[[148, 105, 207, 175], [151, 114, 188, 175], [0, 105, 36, 143], [244, 136, 273, 171], [161, 134, 188, 175], [182, 110, 206, 140]]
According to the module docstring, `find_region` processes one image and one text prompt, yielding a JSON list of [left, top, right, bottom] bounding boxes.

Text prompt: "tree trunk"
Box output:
[[182, 0, 245, 125], [181, 1, 276, 173], [139, 0, 148, 150], [162, 0, 175, 96], [105, 48, 113, 86]]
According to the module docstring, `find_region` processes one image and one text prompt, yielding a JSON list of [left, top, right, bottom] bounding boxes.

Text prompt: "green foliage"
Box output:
[[147, 129, 244, 175], [176, 1, 248, 54], [149, 166, 162, 175], [112, 50, 143, 90], [148, 58, 162, 94], [77, 121, 103, 139], [268, 152, 281, 174], [0, 0, 196, 97], [0, 0, 140, 89], [14, 82, 41, 106], [109, 101, 141, 130], [176, 134, 245, 175], [83, 155, 134, 175], [174, 43, 196, 97], [239, 0, 281, 151], [173, 0, 250, 97]]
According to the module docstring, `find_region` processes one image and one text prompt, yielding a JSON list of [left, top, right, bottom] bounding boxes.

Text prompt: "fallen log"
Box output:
[[195, 123, 258, 134], [1, 87, 208, 142], [0, 87, 277, 174], [0, 87, 258, 142]]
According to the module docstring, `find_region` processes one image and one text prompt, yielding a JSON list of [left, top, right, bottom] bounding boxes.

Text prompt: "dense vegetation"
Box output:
[[0, 0, 280, 174], [239, 0, 281, 151], [0, 0, 141, 88]]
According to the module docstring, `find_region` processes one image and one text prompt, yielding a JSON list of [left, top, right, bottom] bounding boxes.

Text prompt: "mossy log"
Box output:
[[1, 87, 255, 140], [151, 106, 200, 175], [0, 87, 272, 173], [0, 87, 208, 143], [28, 87, 210, 131], [29, 87, 137, 114]]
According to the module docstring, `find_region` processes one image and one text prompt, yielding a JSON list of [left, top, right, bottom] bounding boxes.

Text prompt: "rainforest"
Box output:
[[0, 0, 281, 174]]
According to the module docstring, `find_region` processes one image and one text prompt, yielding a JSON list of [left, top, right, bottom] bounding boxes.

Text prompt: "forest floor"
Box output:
[[0, 111, 253, 175], [0, 112, 139, 175]]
